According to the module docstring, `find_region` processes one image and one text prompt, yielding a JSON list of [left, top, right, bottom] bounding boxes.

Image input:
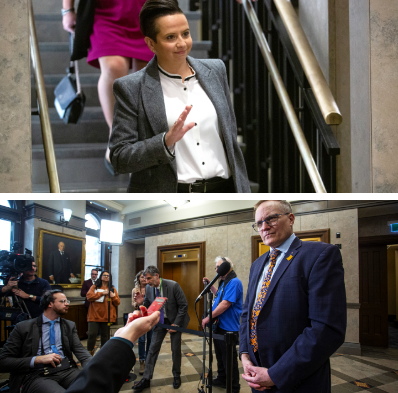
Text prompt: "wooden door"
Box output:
[[359, 245, 388, 347], [136, 257, 144, 274]]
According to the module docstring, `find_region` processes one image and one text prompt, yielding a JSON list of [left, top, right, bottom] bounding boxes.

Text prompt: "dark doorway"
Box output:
[[136, 257, 144, 274], [359, 245, 388, 347]]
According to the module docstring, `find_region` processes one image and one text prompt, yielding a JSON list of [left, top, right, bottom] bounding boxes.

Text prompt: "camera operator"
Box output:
[[0, 261, 51, 318]]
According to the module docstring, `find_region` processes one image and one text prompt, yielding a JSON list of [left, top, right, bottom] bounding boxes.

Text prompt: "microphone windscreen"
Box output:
[[217, 261, 230, 276]]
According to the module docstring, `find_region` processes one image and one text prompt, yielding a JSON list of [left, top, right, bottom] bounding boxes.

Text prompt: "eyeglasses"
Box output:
[[58, 299, 70, 304], [252, 213, 290, 232], [102, 275, 109, 278]]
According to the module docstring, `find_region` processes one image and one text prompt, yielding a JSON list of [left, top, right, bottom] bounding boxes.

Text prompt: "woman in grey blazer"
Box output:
[[109, 0, 251, 193]]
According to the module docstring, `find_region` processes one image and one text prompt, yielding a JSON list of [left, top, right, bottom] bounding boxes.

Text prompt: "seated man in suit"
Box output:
[[240, 200, 347, 392], [0, 289, 91, 393], [132, 265, 190, 391]]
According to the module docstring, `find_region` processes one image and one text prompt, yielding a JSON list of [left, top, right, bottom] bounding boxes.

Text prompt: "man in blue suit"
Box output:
[[240, 200, 346, 392]]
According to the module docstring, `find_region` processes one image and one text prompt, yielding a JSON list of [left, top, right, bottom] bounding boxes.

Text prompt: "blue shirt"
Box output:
[[252, 233, 296, 312], [30, 315, 64, 368], [212, 277, 243, 332]]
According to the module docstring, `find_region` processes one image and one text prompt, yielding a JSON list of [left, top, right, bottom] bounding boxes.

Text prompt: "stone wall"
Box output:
[[0, 0, 31, 192]]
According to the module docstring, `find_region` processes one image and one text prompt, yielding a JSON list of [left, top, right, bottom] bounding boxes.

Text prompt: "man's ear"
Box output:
[[145, 36, 156, 54]]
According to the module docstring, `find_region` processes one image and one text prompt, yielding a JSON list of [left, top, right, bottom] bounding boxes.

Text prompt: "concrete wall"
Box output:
[[145, 208, 359, 346], [0, 0, 32, 192]]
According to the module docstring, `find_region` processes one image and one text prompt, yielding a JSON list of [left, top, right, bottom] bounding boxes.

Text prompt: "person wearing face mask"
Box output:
[[201, 256, 243, 393], [109, 0, 250, 193]]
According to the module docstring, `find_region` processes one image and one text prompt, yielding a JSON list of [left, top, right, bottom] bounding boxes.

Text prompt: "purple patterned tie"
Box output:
[[156, 287, 164, 324], [250, 248, 280, 352]]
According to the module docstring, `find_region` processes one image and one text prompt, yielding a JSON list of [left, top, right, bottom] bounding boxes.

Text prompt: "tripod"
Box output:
[[0, 291, 31, 347]]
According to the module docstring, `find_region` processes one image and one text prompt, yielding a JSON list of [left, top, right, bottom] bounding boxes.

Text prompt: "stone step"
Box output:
[[34, 11, 202, 43], [38, 41, 212, 75], [32, 143, 130, 193], [31, 107, 108, 145]]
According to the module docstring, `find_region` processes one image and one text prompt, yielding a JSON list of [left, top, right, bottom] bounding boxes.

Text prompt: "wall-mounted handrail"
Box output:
[[28, 0, 61, 193], [274, 0, 342, 125], [241, 0, 327, 193]]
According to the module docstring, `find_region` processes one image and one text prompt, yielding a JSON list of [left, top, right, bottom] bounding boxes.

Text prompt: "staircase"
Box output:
[[31, 0, 211, 192]]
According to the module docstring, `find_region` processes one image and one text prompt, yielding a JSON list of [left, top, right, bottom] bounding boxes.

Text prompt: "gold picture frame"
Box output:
[[37, 228, 86, 288]]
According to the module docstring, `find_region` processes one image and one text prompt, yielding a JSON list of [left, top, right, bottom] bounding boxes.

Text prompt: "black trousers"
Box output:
[[213, 327, 240, 393], [87, 321, 109, 351]]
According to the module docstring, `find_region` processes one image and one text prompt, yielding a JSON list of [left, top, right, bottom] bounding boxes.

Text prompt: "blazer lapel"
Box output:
[[142, 57, 170, 137], [31, 320, 40, 356], [259, 237, 302, 312], [188, 58, 227, 136], [249, 252, 270, 311]]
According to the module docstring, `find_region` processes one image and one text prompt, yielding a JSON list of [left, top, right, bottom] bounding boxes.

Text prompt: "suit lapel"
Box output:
[[189, 58, 224, 130], [31, 320, 40, 355], [142, 56, 170, 137], [249, 252, 270, 310], [259, 237, 302, 312]]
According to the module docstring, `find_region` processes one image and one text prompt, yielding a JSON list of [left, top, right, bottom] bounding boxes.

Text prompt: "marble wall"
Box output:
[[145, 208, 359, 345], [0, 0, 32, 192]]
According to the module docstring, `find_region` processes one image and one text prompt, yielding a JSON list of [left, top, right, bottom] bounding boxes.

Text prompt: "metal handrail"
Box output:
[[274, 0, 342, 125], [241, 0, 327, 193], [28, 0, 61, 193]]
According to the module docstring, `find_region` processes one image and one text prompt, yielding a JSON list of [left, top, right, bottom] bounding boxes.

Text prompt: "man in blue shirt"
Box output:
[[202, 256, 243, 393], [0, 289, 91, 392], [0, 261, 51, 318]]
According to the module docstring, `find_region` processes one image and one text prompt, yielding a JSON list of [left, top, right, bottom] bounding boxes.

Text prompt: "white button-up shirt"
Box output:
[[158, 64, 231, 184]]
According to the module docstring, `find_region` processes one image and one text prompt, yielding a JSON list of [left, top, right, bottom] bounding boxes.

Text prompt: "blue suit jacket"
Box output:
[[239, 237, 346, 393]]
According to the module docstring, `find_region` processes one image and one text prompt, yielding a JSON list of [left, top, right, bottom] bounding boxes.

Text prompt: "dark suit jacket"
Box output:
[[239, 238, 346, 393], [110, 56, 251, 193], [81, 279, 96, 308], [143, 278, 190, 328], [66, 339, 135, 393], [0, 316, 91, 393], [49, 250, 72, 284]]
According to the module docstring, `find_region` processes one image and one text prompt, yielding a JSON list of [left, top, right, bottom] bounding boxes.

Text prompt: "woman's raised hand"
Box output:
[[164, 105, 195, 147]]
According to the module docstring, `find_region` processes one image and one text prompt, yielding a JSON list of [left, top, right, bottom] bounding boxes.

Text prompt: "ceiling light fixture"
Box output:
[[164, 200, 190, 210]]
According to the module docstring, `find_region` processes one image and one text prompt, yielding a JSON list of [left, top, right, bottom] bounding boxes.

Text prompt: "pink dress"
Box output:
[[87, 0, 154, 68]]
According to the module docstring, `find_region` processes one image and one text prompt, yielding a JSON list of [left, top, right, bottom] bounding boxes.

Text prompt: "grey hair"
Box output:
[[143, 265, 160, 277], [214, 256, 233, 270], [254, 200, 292, 214]]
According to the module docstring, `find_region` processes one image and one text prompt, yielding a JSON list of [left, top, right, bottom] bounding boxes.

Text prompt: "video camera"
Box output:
[[0, 242, 34, 281]]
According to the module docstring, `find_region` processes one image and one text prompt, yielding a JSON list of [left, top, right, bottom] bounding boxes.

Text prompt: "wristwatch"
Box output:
[[29, 294, 34, 300]]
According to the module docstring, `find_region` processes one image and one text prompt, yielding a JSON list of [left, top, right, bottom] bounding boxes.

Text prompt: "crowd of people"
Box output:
[[0, 199, 346, 393]]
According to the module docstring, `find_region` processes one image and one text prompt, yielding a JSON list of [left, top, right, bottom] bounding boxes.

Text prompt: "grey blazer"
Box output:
[[0, 317, 91, 393], [110, 56, 251, 193], [143, 278, 190, 328]]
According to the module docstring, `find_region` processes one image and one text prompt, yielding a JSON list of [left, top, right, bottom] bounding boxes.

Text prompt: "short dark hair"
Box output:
[[40, 289, 63, 310], [143, 265, 160, 277], [139, 0, 183, 42], [91, 268, 98, 274]]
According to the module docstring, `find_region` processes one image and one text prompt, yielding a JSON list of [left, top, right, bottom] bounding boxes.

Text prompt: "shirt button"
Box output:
[[184, 87, 187, 91], [197, 143, 200, 146], [202, 162, 205, 165]]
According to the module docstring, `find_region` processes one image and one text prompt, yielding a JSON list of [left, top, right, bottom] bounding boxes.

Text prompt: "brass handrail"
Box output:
[[274, 0, 342, 125], [28, 0, 61, 193], [241, 0, 327, 193]]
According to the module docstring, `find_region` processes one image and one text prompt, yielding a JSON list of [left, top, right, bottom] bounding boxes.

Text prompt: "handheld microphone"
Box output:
[[195, 261, 230, 303]]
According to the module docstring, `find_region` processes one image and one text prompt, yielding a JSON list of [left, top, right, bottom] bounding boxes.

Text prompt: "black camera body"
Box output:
[[0, 242, 34, 280]]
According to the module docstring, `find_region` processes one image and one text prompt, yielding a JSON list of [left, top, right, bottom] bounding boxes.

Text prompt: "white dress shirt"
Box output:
[[158, 64, 231, 184]]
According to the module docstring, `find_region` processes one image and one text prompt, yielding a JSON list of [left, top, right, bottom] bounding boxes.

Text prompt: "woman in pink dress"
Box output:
[[62, 0, 153, 174]]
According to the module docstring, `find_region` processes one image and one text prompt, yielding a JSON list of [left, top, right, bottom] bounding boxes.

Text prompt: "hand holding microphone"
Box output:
[[196, 261, 230, 303]]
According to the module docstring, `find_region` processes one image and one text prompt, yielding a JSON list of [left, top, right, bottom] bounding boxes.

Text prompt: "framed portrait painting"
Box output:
[[37, 228, 86, 288]]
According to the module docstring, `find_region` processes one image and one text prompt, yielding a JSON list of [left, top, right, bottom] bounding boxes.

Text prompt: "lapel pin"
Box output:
[[287, 254, 293, 261]]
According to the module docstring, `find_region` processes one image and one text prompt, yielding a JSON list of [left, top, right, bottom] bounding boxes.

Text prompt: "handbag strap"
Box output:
[[68, 33, 82, 96]]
